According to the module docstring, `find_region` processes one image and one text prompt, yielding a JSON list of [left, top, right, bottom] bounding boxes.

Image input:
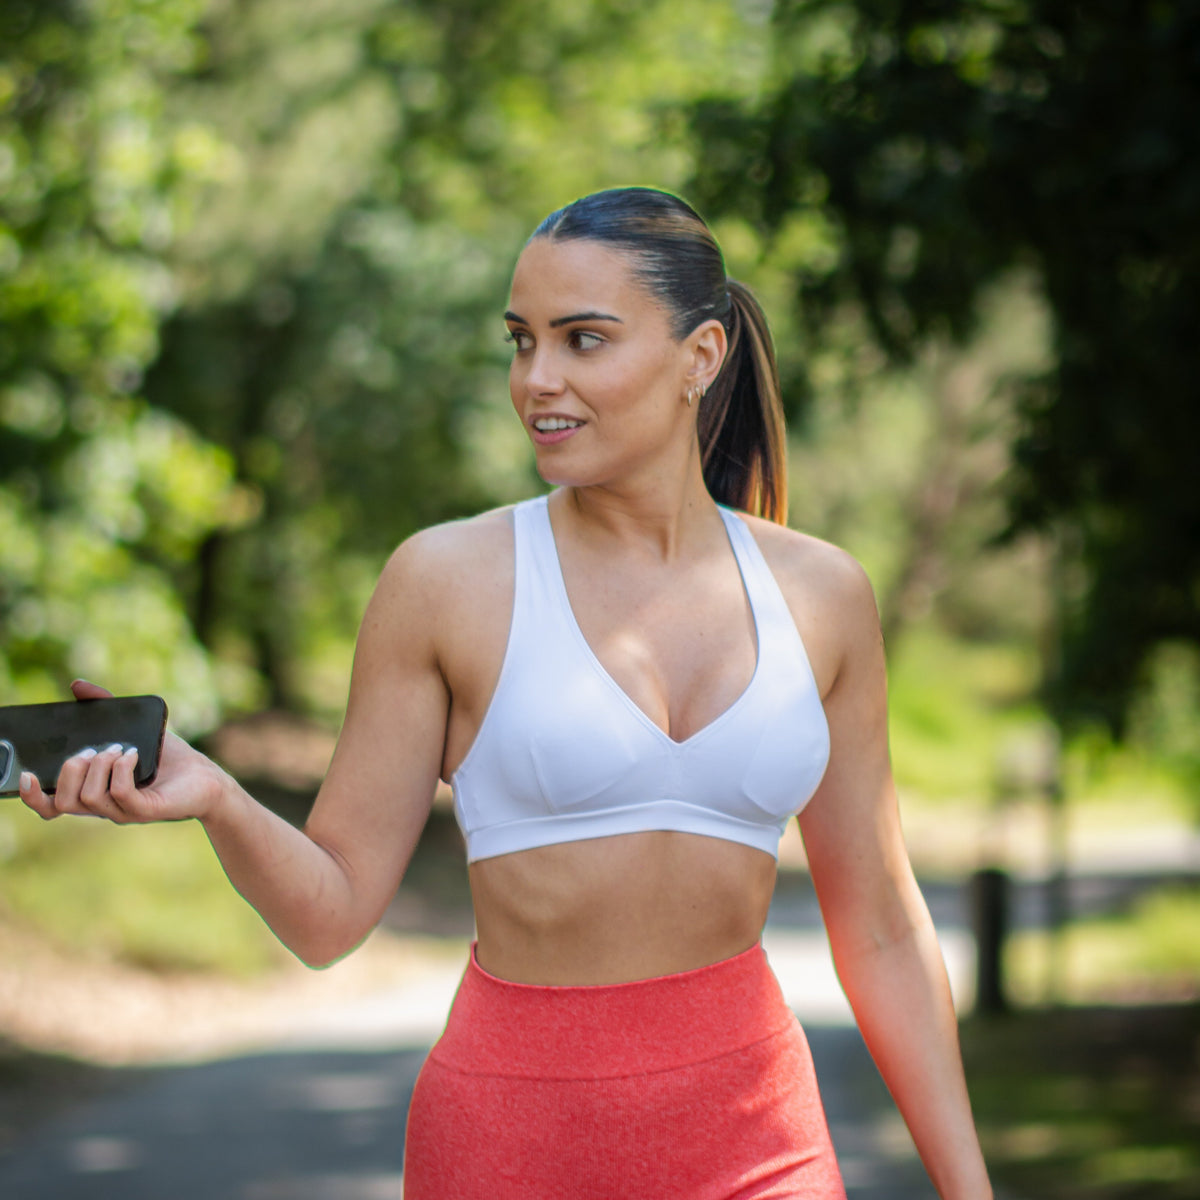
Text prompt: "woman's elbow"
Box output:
[[825, 878, 935, 963], [289, 927, 372, 970], [274, 897, 379, 969]]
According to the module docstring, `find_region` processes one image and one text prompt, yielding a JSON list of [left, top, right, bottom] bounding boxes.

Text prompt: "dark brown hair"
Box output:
[[532, 187, 788, 523]]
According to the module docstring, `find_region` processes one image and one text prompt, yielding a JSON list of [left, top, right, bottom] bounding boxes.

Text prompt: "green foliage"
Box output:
[[1126, 642, 1200, 798], [885, 625, 1044, 802], [789, 269, 1054, 646], [0, 0, 246, 723], [690, 0, 1200, 733]]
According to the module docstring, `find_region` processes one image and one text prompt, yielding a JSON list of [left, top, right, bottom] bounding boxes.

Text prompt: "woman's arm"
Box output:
[[797, 553, 993, 1200], [19, 531, 452, 968]]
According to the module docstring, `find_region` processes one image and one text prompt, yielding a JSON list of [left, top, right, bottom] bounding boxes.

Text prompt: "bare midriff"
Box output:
[[469, 830, 778, 985]]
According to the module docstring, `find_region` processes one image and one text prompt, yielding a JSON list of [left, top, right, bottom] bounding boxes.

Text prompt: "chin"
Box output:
[[532, 449, 597, 489], [536, 465, 590, 488]]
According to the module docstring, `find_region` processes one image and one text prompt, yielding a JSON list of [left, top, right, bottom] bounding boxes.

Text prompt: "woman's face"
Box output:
[[505, 237, 696, 490]]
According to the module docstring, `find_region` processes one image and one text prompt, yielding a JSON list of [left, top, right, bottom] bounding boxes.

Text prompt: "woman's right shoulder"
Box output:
[[371, 504, 520, 618]]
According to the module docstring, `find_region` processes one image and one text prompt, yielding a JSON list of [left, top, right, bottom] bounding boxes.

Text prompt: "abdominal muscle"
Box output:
[[468, 830, 778, 985]]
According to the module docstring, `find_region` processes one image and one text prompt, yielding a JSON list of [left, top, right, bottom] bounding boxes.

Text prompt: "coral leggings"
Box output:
[[402, 942, 846, 1198]]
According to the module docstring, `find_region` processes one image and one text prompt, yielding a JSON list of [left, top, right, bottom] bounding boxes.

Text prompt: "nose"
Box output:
[[519, 345, 565, 398]]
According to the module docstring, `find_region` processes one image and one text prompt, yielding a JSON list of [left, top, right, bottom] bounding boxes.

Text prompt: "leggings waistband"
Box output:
[[429, 941, 796, 1080]]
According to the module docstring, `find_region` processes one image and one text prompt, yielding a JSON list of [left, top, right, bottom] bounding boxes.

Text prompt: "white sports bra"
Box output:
[[451, 496, 830, 862]]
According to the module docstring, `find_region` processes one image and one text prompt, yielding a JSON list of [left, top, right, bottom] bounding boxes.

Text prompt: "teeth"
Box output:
[[534, 417, 583, 431]]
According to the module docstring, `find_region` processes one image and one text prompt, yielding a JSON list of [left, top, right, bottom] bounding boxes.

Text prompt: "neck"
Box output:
[[554, 456, 718, 563]]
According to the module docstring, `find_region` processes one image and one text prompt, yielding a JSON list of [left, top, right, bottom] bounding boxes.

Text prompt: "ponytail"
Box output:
[[532, 188, 789, 524], [698, 280, 788, 525]]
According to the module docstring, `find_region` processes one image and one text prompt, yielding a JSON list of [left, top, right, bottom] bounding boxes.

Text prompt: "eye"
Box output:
[[505, 329, 533, 352], [567, 330, 605, 351]]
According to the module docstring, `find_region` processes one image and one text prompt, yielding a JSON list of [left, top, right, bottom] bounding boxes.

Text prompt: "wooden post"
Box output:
[[971, 866, 1010, 1015]]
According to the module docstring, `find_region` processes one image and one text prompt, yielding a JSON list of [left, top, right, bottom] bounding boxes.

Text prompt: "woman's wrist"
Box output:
[[196, 757, 242, 827]]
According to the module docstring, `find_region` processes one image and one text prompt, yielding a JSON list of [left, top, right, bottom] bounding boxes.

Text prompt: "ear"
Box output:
[[683, 318, 727, 392]]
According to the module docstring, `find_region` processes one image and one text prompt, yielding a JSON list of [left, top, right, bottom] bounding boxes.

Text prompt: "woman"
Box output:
[[21, 187, 992, 1198]]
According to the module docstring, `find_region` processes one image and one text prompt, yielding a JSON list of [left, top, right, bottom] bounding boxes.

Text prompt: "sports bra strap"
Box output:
[[717, 508, 810, 661]]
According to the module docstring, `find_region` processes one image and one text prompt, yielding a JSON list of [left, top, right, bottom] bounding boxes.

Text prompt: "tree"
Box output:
[[690, 0, 1200, 732], [0, 0, 245, 725]]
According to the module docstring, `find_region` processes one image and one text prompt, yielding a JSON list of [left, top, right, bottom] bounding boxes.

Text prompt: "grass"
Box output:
[[964, 888, 1200, 1198], [962, 1003, 1200, 1200], [1005, 886, 1200, 1007], [0, 803, 288, 977]]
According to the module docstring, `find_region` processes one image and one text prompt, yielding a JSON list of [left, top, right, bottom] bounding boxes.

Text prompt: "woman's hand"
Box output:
[[17, 679, 228, 826]]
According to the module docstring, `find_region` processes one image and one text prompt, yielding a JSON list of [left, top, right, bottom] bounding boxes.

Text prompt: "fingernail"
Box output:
[[79, 748, 98, 760], [122, 747, 138, 761], [19, 771, 32, 794], [104, 743, 123, 754]]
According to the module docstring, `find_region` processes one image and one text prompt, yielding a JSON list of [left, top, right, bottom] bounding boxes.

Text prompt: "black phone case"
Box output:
[[0, 696, 168, 796]]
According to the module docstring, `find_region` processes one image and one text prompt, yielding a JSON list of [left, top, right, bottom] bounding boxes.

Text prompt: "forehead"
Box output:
[[508, 237, 659, 320]]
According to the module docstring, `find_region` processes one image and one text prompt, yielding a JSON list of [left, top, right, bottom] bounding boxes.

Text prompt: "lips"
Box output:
[[529, 414, 585, 445]]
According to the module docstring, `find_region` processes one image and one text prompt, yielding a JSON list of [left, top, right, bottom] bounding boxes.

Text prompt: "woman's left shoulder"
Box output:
[[737, 513, 878, 625]]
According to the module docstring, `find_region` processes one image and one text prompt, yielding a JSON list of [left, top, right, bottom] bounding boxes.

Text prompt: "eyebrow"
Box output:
[[504, 310, 623, 328]]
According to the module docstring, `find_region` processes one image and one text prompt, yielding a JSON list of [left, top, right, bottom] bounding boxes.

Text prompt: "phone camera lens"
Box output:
[[0, 740, 13, 790]]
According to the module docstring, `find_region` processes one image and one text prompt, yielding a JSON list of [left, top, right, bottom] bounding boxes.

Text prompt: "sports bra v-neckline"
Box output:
[[540, 502, 761, 749], [449, 495, 831, 863]]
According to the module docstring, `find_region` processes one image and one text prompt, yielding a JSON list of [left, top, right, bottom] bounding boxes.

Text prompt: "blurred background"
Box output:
[[1, 1, 1197, 1197]]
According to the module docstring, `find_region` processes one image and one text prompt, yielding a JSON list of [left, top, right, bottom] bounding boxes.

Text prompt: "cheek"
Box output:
[[611, 361, 679, 422]]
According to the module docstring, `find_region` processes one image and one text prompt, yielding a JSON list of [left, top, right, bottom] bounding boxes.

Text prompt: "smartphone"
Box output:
[[0, 695, 168, 797]]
